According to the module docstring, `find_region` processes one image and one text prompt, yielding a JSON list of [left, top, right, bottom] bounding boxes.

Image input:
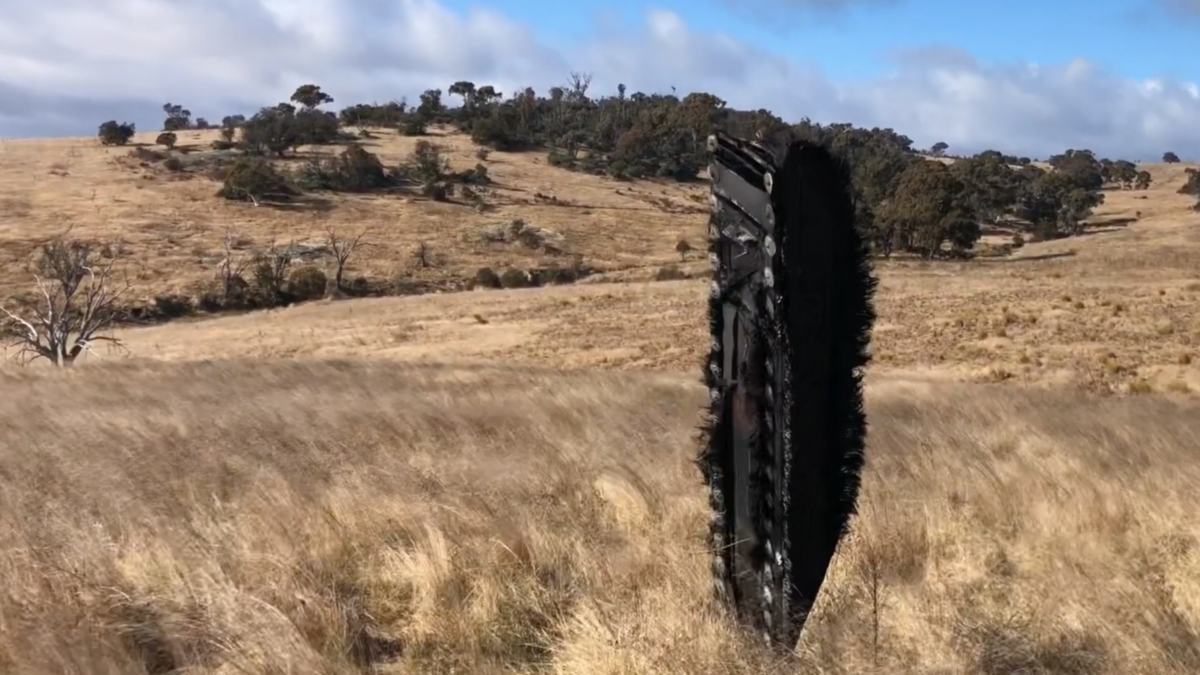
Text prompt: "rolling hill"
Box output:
[[0, 127, 1198, 674]]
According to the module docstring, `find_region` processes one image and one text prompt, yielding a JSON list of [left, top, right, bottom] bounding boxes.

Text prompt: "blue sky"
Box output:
[[439, 0, 1198, 84], [0, 0, 1197, 158]]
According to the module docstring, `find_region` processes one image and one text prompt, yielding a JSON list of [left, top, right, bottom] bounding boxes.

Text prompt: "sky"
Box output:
[[0, 0, 1197, 160]]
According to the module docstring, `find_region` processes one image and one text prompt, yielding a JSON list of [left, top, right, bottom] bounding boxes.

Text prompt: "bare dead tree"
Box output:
[[251, 237, 296, 304], [217, 229, 253, 305], [325, 225, 371, 291], [1, 238, 132, 366], [567, 71, 593, 101]]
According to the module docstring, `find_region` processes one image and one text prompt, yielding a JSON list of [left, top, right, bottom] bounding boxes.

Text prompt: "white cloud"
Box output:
[[712, 0, 902, 25], [0, 0, 1197, 160]]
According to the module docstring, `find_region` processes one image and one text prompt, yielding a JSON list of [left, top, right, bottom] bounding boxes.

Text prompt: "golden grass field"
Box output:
[[1, 128, 1199, 674], [0, 127, 707, 298]]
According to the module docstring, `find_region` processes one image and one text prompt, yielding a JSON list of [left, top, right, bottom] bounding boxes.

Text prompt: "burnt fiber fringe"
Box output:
[[698, 133, 877, 650]]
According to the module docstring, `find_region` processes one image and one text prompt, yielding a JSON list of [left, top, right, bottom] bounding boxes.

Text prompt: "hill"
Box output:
[[74, 141, 1193, 394], [0, 127, 706, 302], [1, 103, 1199, 674], [3, 82, 1194, 314]]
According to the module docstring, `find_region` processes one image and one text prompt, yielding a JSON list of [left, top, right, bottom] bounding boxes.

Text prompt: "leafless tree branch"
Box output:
[[1, 237, 132, 366], [325, 225, 372, 291], [217, 229, 254, 304]]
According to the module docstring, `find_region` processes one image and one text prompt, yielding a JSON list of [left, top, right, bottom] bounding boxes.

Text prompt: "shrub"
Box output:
[[198, 290, 223, 313], [547, 150, 571, 167], [498, 267, 531, 288], [298, 145, 391, 192], [470, 114, 537, 151], [204, 274, 252, 311], [457, 163, 490, 185], [288, 266, 328, 301], [530, 266, 578, 285], [395, 141, 455, 200], [400, 116, 428, 136], [474, 267, 501, 289], [218, 158, 293, 203], [1178, 168, 1200, 196], [98, 120, 136, 146], [155, 132, 177, 149], [153, 294, 193, 318]]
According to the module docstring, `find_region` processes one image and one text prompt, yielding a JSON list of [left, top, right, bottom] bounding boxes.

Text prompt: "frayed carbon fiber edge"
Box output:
[[698, 131, 789, 647]]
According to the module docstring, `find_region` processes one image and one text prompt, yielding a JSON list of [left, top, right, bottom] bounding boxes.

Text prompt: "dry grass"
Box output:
[[3, 129, 1200, 673], [111, 261, 1200, 392], [0, 128, 706, 301], [1, 360, 1197, 674], [3, 129, 1197, 390]]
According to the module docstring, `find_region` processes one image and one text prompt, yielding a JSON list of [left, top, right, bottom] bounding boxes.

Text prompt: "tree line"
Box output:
[[95, 77, 1196, 259]]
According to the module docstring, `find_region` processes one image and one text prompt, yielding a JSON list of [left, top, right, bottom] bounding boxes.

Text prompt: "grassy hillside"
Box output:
[[0, 125, 1199, 674], [1, 129, 1194, 300], [0, 128, 708, 300]]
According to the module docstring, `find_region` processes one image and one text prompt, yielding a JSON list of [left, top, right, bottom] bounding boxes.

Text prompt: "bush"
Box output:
[[470, 115, 537, 151], [198, 291, 223, 313], [498, 267, 531, 288], [530, 266, 578, 285], [205, 274, 252, 311], [298, 145, 391, 192], [98, 120, 136, 146], [400, 116, 428, 136], [460, 163, 490, 185], [396, 141, 454, 200], [1179, 168, 1200, 196], [239, 105, 314, 156], [288, 266, 328, 301], [153, 294, 193, 318], [163, 157, 184, 172], [606, 159, 638, 180], [155, 132, 177, 149], [295, 109, 342, 145], [547, 150, 571, 167], [425, 183, 452, 201], [474, 267, 501, 289], [218, 158, 294, 203]]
